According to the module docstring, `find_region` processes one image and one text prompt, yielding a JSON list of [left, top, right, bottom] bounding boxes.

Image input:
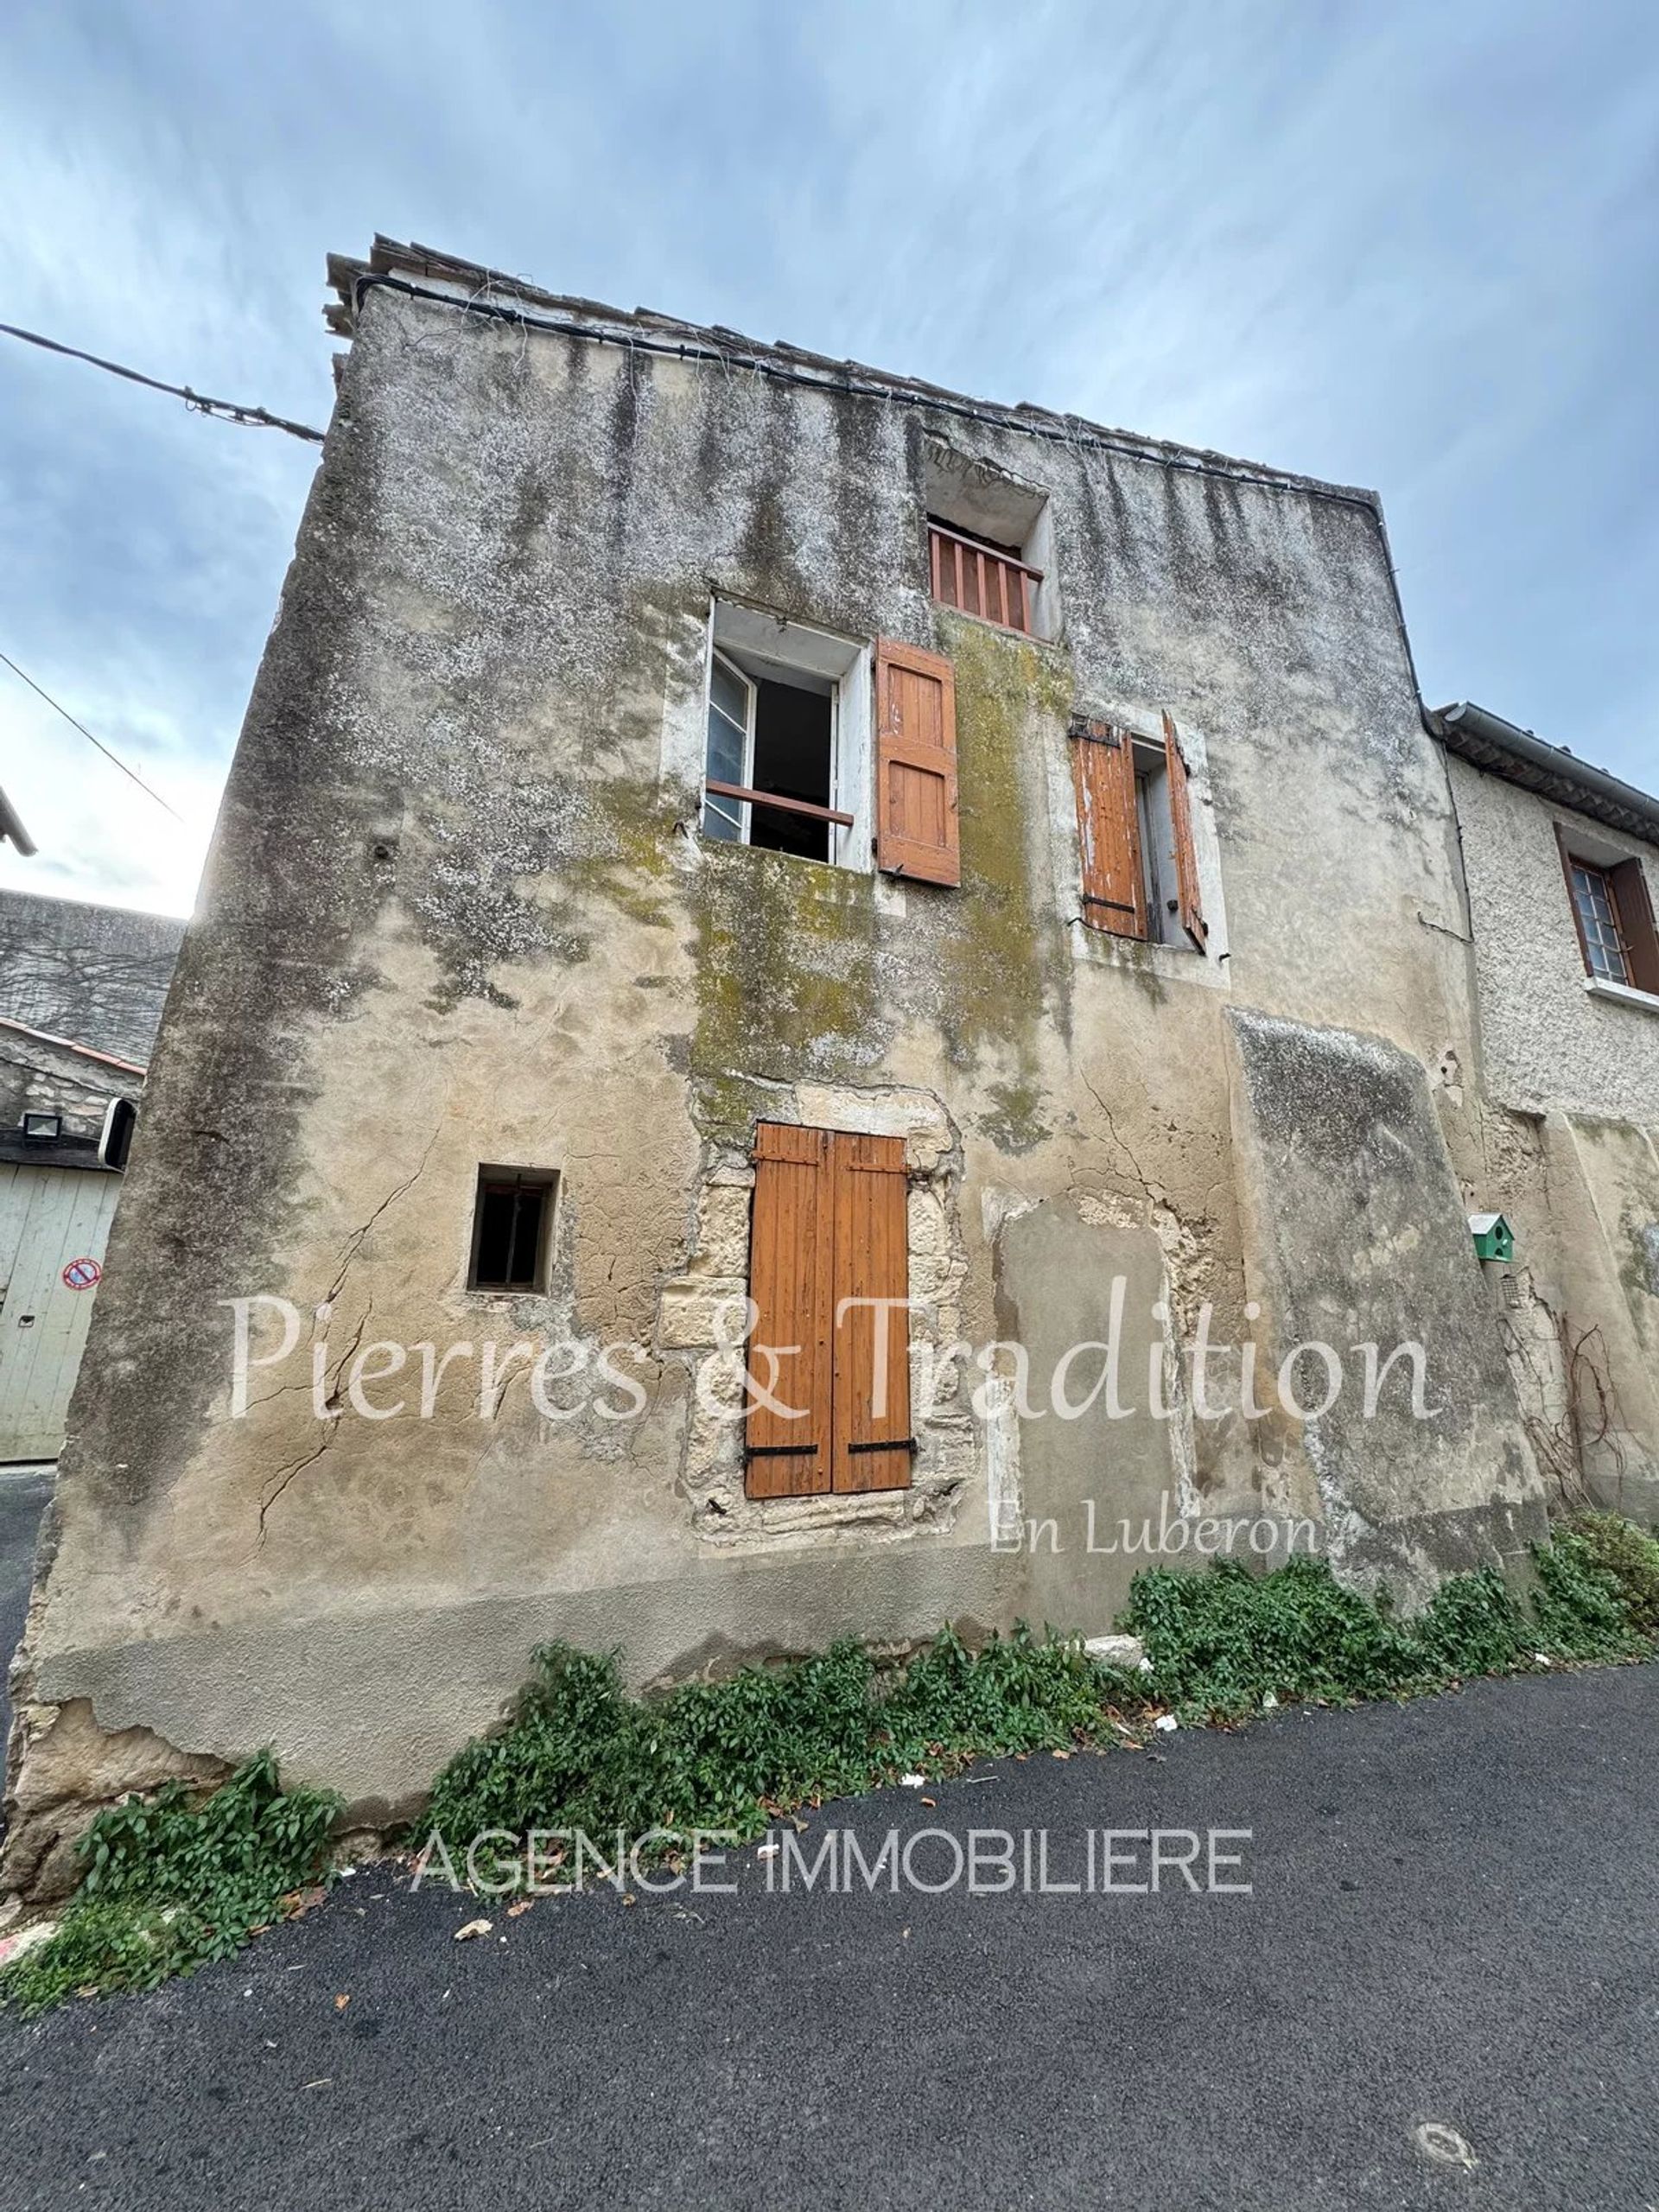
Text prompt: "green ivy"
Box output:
[[0, 1751, 340, 2018]]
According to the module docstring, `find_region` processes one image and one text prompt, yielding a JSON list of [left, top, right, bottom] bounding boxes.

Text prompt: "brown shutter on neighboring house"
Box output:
[[1609, 856, 1659, 995], [746, 1123, 834, 1499], [1162, 711, 1208, 950], [830, 1132, 912, 1494], [1071, 717, 1146, 938], [874, 640, 960, 886]]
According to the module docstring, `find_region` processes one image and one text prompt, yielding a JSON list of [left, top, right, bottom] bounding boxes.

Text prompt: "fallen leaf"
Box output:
[[1052, 1750, 1071, 1761], [506, 1900, 534, 1919], [334, 1993, 351, 2012], [919, 1796, 937, 1808], [454, 1918, 492, 1942]]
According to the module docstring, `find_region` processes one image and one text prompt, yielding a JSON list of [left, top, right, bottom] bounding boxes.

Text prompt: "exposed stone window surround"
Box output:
[[658, 1080, 977, 1550]]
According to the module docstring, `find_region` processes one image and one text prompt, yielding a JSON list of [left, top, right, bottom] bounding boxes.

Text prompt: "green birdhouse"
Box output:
[[1468, 1211, 1514, 1263]]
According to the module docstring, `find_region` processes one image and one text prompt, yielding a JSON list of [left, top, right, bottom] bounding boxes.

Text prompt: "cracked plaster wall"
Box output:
[[5, 287, 1534, 1860]]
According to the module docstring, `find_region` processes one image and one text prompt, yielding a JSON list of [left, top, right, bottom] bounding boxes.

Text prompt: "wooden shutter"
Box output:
[[1609, 856, 1659, 995], [830, 1132, 912, 1493], [1071, 717, 1146, 938], [1162, 711, 1208, 950], [874, 640, 960, 887], [745, 1123, 833, 1499]]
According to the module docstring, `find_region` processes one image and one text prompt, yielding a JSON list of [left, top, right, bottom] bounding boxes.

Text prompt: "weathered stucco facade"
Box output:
[[16, 235, 1638, 1891]]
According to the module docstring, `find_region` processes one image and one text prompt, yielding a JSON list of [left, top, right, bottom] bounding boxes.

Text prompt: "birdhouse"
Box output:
[[1468, 1212, 1514, 1263]]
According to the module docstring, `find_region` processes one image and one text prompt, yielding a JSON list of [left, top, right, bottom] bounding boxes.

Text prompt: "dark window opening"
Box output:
[[748, 677, 834, 860], [469, 1169, 557, 1291]]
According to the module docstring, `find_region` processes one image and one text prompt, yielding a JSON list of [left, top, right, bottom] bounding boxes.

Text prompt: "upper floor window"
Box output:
[[1071, 713, 1207, 950], [1557, 828, 1659, 997], [1568, 859, 1630, 983], [928, 518, 1041, 636], [700, 602, 962, 887], [701, 604, 864, 867], [922, 436, 1056, 640]]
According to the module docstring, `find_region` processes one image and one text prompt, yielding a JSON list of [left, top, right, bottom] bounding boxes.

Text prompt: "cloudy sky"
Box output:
[[3, 0, 1656, 917]]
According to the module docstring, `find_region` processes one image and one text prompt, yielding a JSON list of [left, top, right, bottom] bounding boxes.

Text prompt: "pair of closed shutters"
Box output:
[[746, 1123, 912, 1499], [1071, 710, 1206, 948]]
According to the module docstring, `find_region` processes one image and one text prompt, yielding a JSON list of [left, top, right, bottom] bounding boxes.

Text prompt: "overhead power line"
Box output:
[[0, 321, 326, 443], [0, 649, 187, 823]]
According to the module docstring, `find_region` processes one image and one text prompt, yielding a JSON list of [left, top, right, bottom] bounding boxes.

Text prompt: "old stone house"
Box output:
[[5, 238, 1656, 1890]]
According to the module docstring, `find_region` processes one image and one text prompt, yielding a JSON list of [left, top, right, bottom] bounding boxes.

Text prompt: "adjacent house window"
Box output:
[[1557, 828, 1659, 995], [469, 1168, 557, 1292], [701, 605, 864, 866], [744, 1122, 912, 1500], [1071, 712, 1206, 950]]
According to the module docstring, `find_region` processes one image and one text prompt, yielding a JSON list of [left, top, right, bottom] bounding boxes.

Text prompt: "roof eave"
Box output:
[[1430, 701, 1659, 842]]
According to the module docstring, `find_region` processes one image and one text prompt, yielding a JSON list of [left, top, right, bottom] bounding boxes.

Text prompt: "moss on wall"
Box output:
[[689, 846, 883, 1141], [933, 613, 1071, 1147]]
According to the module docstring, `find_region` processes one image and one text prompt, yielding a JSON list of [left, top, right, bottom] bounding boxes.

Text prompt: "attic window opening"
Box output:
[[928, 518, 1041, 635], [701, 605, 868, 869], [469, 1168, 558, 1292], [921, 442, 1056, 639]]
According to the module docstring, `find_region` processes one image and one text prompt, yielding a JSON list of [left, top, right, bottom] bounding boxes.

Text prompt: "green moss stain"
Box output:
[[690, 846, 882, 1141], [563, 777, 680, 931], [934, 613, 1071, 1148]]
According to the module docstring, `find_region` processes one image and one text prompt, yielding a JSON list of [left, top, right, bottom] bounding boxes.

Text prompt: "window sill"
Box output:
[[1584, 976, 1659, 1018]]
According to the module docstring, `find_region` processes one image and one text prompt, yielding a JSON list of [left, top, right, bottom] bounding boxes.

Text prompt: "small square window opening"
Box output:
[[469, 1168, 558, 1292]]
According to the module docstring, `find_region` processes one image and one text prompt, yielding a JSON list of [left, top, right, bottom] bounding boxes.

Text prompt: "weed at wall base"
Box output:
[[0, 1751, 340, 2018]]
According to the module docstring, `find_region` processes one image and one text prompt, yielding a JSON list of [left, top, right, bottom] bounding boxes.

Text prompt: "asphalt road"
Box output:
[[3, 1662, 1656, 2211], [0, 1465, 53, 1766]]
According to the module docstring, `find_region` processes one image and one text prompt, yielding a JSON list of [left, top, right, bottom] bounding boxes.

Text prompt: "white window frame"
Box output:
[[699, 602, 873, 874]]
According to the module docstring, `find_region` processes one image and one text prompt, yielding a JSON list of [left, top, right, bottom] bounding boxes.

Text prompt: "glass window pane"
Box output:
[[706, 702, 746, 789], [710, 658, 748, 727]]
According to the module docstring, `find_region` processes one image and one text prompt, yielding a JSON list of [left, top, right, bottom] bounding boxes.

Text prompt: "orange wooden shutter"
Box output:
[[874, 640, 960, 887], [746, 1123, 833, 1499], [1162, 711, 1208, 950], [829, 1131, 912, 1493], [1071, 717, 1145, 938]]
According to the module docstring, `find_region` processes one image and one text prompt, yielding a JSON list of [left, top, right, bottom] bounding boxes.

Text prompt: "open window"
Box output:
[[1556, 826, 1659, 997], [923, 439, 1056, 640], [701, 604, 869, 868], [1071, 712, 1207, 950]]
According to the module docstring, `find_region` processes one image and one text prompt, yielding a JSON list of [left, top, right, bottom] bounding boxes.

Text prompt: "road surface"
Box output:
[[3, 1661, 1656, 2209]]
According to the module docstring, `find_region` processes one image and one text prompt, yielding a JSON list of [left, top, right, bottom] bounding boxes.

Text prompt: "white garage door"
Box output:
[[0, 1165, 123, 1464]]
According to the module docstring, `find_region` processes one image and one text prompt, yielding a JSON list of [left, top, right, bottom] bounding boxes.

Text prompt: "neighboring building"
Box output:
[[3, 236, 1652, 1891], [0, 896, 183, 1466], [0, 891, 184, 1066], [1433, 702, 1659, 1524]]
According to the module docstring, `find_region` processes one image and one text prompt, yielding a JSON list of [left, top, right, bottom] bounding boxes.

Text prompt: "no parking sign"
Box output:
[[61, 1256, 103, 1291]]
